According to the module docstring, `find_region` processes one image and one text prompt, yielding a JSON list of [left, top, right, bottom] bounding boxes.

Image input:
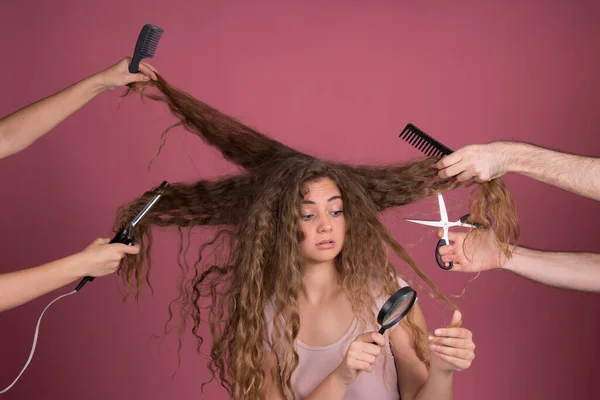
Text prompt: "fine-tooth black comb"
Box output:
[[399, 123, 453, 158], [129, 24, 164, 73]]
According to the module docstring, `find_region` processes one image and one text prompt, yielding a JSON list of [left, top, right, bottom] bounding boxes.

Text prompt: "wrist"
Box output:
[[429, 364, 454, 378], [501, 141, 533, 175], [499, 245, 523, 273], [85, 72, 110, 95], [63, 251, 90, 279], [330, 366, 351, 388]]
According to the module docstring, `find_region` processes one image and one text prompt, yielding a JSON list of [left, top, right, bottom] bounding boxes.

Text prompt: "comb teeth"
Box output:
[[399, 123, 453, 158], [129, 24, 165, 74], [138, 25, 164, 57]]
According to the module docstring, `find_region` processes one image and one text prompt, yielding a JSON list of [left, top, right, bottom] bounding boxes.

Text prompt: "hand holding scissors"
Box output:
[[404, 193, 478, 270]]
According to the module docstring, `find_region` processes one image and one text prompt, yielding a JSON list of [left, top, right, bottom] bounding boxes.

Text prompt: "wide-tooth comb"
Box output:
[[399, 123, 453, 158], [129, 24, 164, 73]]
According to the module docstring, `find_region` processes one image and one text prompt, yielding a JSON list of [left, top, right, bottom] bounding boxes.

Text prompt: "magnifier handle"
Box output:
[[436, 238, 453, 270], [371, 327, 387, 345]]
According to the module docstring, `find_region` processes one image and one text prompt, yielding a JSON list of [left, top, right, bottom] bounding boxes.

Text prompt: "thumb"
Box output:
[[448, 310, 462, 328], [128, 73, 151, 83]]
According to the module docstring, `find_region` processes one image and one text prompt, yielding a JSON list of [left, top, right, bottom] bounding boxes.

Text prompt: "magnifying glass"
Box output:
[[373, 286, 417, 342]]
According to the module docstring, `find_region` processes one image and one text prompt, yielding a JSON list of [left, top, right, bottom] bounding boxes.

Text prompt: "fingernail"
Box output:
[[435, 329, 442, 336], [431, 344, 437, 350], [428, 335, 433, 341]]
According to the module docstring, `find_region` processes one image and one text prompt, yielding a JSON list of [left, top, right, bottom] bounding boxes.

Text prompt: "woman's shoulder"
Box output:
[[370, 273, 410, 310]]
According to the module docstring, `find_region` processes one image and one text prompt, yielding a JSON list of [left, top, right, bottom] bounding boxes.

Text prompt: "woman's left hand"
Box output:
[[95, 57, 159, 90], [428, 310, 475, 373]]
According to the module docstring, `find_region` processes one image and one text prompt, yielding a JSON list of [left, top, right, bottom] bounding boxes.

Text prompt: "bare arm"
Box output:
[[0, 238, 139, 312], [391, 304, 451, 400], [438, 229, 600, 292], [436, 141, 600, 201], [504, 247, 600, 292], [510, 143, 600, 201], [0, 57, 157, 160]]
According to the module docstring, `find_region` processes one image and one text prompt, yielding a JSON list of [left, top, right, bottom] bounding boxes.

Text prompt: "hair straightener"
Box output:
[[75, 180, 169, 292], [1, 181, 169, 394]]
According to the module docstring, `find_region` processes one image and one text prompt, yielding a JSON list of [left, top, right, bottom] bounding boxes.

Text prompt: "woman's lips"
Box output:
[[316, 240, 335, 249]]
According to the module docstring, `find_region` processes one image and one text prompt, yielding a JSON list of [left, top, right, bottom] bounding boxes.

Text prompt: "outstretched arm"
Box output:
[[0, 57, 157, 160], [436, 141, 600, 201], [0, 238, 139, 312], [437, 229, 600, 292]]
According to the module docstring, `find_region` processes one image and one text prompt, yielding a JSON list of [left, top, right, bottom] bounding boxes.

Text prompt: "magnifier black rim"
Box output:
[[377, 286, 417, 329]]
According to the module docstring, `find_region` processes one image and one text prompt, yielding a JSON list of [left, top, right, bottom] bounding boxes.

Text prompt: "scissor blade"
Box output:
[[446, 221, 478, 229], [403, 218, 446, 228], [437, 193, 449, 223]]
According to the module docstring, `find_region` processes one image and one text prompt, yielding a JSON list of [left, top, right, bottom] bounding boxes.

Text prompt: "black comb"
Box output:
[[129, 24, 164, 73], [399, 123, 453, 158]]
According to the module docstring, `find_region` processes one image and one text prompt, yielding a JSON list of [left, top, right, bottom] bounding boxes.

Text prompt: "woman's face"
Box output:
[[297, 177, 345, 265]]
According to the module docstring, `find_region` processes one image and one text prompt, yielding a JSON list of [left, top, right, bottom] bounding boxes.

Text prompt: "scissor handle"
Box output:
[[436, 238, 453, 270]]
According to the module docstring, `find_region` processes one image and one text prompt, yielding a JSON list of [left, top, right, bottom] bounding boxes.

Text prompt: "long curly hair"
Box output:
[[114, 76, 519, 399]]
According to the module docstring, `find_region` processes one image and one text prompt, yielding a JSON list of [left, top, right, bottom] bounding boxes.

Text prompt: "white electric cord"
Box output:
[[0, 290, 77, 394]]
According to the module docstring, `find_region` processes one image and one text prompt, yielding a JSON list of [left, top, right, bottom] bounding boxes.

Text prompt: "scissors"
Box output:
[[404, 193, 478, 270]]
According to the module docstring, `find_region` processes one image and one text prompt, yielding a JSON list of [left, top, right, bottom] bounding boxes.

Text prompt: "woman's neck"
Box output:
[[301, 260, 341, 305]]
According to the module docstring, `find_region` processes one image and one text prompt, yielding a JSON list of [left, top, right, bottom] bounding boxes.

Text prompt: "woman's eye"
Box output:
[[331, 210, 344, 217], [302, 214, 314, 221]]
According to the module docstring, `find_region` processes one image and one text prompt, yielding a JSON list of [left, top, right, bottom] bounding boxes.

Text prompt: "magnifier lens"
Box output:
[[382, 293, 414, 326]]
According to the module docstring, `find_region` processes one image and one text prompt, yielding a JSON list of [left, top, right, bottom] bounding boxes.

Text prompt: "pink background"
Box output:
[[1, 1, 599, 399]]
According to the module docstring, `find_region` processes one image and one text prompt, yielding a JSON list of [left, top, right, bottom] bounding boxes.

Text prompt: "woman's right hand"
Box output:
[[77, 238, 141, 277], [333, 332, 386, 386]]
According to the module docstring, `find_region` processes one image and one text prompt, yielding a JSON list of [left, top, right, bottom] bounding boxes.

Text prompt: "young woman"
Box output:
[[113, 76, 517, 399]]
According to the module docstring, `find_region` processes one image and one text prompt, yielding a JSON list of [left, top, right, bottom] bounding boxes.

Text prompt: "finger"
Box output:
[[353, 360, 374, 373], [358, 342, 383, 357], [432, 352, 472, 371], [449, 310, 462, 328], [138, 63, 158, 80], [438, 161, 470, 180], [428, 336, 470, 349], [359, 332, 386, 347], [431, 344, 473, 360], [353, 352, 377, 365], [437, 244, 453, 256], [455, 169, 476, 182], [109, 243, 139, 255], [435, 153, 462, 169], [446, 231, 466, 244], [140, 61, 158, 74], [128, 73, 151, 83], [122, 244, 141, 254], [434, 328, 471, 339]]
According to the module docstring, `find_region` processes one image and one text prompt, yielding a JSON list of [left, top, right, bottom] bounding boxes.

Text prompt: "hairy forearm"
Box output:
[[305, 371, 348, 400], [414, 369, 453, 400], [507, 142, 600, 201], [502, 247, 600, 292], [0, 254, 85, 312], [0, 74, 106, 159]]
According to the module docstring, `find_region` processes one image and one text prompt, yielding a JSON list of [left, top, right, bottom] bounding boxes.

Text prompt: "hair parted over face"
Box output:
[[113, 76, 520, 399]]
